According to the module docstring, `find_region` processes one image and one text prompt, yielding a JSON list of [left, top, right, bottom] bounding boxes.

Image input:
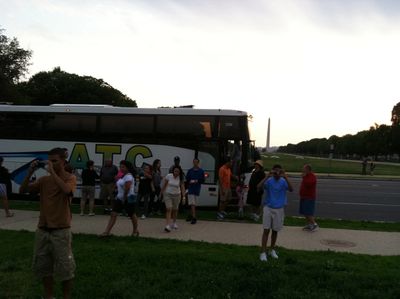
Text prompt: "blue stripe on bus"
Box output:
[[0, 152, 49, 184]]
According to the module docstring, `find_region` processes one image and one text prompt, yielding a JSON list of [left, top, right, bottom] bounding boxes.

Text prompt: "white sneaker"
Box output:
[[164, 225, 171, 232], [309, 223, 319, 232], [172, 222, 178, 230], [141, 214, 146, 219], [270, 249, 279, 259], [259, 252, 267, 262], [254, 214, 260, 221]]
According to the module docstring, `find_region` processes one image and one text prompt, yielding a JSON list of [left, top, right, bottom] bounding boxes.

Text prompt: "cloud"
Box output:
[[1, 0, 400, 146]]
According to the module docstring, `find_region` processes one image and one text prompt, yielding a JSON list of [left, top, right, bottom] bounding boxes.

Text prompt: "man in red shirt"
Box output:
[[299, 164, 318, 231]]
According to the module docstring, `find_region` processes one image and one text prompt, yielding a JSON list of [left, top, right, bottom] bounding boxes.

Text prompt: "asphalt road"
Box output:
[[285, 177, 400, 222]]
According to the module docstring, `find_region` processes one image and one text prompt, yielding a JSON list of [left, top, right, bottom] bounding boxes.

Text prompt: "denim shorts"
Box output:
[[112, 199, 137, 217], [299, 199, 316, 216], [0, 183, 7, 197]]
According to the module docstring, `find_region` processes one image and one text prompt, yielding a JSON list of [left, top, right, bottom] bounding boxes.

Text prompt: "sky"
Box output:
[[1, 0, 400, 147]]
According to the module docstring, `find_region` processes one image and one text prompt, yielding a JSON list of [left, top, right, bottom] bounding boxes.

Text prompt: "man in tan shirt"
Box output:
[[20, 147, 77, 299]]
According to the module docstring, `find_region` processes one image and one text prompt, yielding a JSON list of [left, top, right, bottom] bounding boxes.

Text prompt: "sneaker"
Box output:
[[270, 249, 279, 259], [221, 211, 228, 216], [186, 215, 193, 222], [171, 222, 178, 230], [302, 224, 312, 231], [89, 213, 95, 216], [254, 214, 260, 222], [217, 212, 225, 220], [259, 252, 267, 262], [141, 214, 146, 219], [164, 225, 171, 232], [191, 218, 197, 224], [309, 223, 319, 232]]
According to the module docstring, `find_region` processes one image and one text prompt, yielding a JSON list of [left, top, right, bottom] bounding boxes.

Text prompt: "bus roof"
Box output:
[[0, 104, 248, 117]]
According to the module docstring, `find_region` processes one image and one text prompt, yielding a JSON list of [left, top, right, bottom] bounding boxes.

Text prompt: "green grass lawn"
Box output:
[[262, 153, 400, 176], [1, 230, 399, 299]]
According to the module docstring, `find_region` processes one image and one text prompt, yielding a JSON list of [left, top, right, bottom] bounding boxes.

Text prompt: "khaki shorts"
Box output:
[[100, 183, 115, 201], [81, 185, 95, 201], [263, 206, 284, 232], [220, 188, 232, 203], [187, 194, 198, 206], [164, 193, 181, 210], [33, 228, 76, 281]]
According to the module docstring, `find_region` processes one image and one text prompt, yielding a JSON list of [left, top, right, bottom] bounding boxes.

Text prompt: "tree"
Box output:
[[19, 67, 137, 107], [391, 102, 400, 126], [0, 29, 32, 102]]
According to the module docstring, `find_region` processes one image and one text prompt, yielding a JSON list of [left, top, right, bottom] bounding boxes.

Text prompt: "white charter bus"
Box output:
[[0, 104, 257, 206]]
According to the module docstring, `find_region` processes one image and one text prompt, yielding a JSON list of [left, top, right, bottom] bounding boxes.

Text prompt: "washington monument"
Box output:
[[266, 117, 270, 152]]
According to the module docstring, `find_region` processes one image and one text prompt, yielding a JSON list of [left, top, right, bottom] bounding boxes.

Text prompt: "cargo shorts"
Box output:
[[33, 228, 76, 281]]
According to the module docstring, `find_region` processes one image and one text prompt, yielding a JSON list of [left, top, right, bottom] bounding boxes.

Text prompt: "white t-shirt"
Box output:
[[116, 173, 136, 200], [164, 173, 182, 195]]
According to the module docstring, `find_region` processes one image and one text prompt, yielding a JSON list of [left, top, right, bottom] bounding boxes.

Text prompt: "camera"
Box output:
[[36, 161, 47, 168]]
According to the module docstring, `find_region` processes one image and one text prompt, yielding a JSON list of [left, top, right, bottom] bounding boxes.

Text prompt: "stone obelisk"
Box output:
[[266, 117, 270, 152]]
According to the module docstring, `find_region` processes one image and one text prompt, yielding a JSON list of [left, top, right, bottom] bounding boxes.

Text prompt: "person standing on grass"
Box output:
[[369, 161, 376, 176], [80, 160, 99, 216], [217, 157, 236, 220], [0, 156, 14, 217], [150, 159, 163, 215], [259, 164, 293, 262], [185, 158, 205, 224], [99, 159, 118, 213], [246, 160, 266, 222], [161, 165, 185, 232], [19, 147, 77, 299], [236, 175, 247, 219], [100, 160, 139, 237], [137, 164, 154, 219], [299, 164, 318, 232]]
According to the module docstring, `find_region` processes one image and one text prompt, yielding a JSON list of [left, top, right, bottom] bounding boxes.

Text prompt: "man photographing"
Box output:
[[20, 147, 77, 299], [259, 164, 293, 262]]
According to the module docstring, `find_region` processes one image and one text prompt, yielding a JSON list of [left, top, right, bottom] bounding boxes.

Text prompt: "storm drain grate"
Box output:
[[320, 239, 356, 248]]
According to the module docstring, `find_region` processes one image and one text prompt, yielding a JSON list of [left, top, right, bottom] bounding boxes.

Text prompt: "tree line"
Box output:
[[278, 102, 400, 161], [0, 28, 137, 107]]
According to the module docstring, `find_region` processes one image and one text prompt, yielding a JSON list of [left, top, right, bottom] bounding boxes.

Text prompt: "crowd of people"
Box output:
[[0, 147, 318, 298]]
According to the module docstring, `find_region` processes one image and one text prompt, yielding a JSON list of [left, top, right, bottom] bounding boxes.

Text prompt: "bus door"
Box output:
[[195, 141, 219, 206]]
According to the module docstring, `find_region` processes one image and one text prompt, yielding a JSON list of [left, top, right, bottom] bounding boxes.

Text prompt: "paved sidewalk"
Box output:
[[1, 210, 400, 256]]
